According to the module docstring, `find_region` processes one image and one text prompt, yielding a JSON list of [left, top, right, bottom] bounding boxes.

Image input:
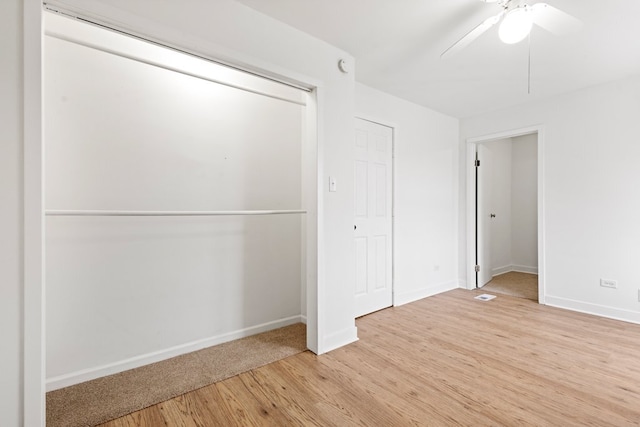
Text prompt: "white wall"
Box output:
[[461, 74, 640, 322], [511, 134, 538, 271], [44, 14, 306, 388], [0, 0, 23, 424], [484, 139, 513, 274], [355, 83, 459, 304]]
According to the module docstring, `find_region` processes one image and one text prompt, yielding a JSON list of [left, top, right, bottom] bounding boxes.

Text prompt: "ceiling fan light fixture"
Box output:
[[499, 7, 533, 44]]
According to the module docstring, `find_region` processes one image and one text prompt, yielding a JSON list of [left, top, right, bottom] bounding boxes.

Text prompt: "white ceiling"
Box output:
[[234, 0, 640, 118]]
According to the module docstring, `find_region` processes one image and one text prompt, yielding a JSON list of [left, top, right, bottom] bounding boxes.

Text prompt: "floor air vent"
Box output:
[[474, 294, 496, 301]]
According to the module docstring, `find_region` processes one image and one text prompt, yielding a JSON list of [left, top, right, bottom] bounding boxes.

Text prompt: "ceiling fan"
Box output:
[[441, 0, 582, 58]]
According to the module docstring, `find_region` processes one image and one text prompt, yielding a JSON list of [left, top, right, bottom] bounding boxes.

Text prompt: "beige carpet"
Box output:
[[46, 323, 307, 427], [482, 271, 538, 301]]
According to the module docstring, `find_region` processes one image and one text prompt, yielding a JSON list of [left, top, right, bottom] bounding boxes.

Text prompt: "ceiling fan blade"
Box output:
[[531, 3, 582, 36], [441, 12, 504, 59]]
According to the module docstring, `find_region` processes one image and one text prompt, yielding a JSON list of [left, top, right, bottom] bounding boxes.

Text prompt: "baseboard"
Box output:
[[394, 280, 459, 307], [512, 265, 538, 274], [492, 264, 538, 276], [492, 264, 513, 276], [46, 315, 304, 391], [321, 326, 358, 354], [545, 295, 640, 325]]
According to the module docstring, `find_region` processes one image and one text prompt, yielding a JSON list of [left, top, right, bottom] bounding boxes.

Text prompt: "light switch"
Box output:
[[329, 176, 337, 192]]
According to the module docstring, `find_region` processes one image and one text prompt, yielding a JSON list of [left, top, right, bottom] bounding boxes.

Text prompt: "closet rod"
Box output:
[[45, 209, 307, 217]]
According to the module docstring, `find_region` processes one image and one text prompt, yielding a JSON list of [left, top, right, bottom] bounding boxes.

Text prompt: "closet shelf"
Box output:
[[45, 209, 307, 217]]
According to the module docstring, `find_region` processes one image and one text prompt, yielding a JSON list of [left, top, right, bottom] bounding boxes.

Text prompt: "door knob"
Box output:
[[490, 214, 496, 218], [354, 225, 357, 230]]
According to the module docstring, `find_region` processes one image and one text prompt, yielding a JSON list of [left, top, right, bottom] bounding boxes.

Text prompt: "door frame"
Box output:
[[354, 116, 395, 311], [465, 125, 546, 303]]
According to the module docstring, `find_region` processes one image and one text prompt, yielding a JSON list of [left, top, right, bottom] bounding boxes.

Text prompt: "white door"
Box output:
[[354, 118, 393, 317], [477, 144, 493, 287]]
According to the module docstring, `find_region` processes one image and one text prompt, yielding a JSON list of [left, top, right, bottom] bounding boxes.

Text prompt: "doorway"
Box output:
[[467, 127, 545, 303]]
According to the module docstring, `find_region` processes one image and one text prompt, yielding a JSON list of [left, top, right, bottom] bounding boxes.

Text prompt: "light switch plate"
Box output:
[[329, 176, 337, 192]]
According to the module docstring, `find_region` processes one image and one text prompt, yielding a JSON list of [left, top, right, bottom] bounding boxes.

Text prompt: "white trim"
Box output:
[[45, 28, 307, 106], [466, 141, 476, 291], [354, 116, 396, 130], [537, 127, 547, 304], [467, 125, 542, 144], [45, 209, 307, 217], [46, 315, 304, 391], [511, 265, 538, 274], [545, 295, 640, 325], [24, 1, 45, 425], [465, 125, 546, 305], [321, 326, 359, 354], [306, 88, 321, 354], [492, 264, 538, 276], [394, 280, 459, 307], [43, 2, 313, 93], [491, 264, 513, 276]]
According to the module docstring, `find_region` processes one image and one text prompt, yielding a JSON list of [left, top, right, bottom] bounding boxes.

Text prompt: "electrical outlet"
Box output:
[[600, 279, 617, 289]]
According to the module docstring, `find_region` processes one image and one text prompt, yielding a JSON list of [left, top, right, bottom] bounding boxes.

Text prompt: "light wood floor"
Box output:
[[100, 289, 640, 426]]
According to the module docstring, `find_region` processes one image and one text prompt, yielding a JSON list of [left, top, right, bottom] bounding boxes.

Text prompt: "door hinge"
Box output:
[[475, 265, 480, 273], [475, 160, 480, 167]]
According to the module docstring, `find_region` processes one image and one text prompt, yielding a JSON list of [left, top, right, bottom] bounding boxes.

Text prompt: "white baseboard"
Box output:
[[321, 326, 358, 354], [492, 264, 513, 276], [545, 295, 640, 325], [46, 315, 304, 391], [394, 280, 459, 307], [492, 264, 538, 276], [512, 265, 538, 274]]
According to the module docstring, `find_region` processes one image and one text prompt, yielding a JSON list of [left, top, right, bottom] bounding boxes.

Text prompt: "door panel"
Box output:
[[354, 118, 393, 317], [374, 235, 387, 290], [477, 144, 493, 287], [355, 237, 368, 295], [375, 164, 387, 216], [354, 160, 368, 217]]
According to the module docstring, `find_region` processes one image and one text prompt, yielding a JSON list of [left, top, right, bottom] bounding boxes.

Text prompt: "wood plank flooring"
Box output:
[[99, 289, 640, 426]]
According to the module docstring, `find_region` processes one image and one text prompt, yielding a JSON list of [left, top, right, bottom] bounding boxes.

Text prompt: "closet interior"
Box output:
[[44, 12, 311, 391]]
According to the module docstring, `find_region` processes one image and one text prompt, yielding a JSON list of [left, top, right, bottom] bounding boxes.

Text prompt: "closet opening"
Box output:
[[43, 10, 318, 395]]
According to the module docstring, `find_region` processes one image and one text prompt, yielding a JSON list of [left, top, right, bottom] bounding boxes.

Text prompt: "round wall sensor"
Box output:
[[338, 59, 349, 74]]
